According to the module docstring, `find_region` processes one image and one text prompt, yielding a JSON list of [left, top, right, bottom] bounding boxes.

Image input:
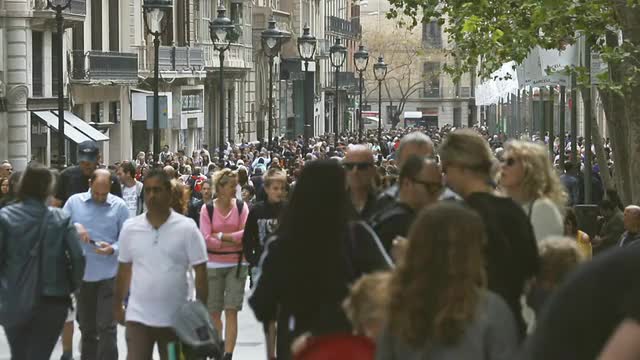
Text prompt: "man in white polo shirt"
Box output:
[[113, 169, 208, 359]]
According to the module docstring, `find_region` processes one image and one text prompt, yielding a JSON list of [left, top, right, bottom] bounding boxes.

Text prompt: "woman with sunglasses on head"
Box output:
[[499, 140, 566, 243], [439, 129, 539, 339]]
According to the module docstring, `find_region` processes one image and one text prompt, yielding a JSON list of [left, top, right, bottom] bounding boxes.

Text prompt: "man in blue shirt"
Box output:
[[63, 169, 129, 360]]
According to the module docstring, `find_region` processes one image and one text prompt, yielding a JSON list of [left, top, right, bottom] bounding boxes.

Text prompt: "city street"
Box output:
[[0, 286, 265, 359]]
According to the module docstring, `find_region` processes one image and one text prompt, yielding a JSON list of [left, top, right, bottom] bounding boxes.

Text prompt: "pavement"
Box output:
[[0, 284, 266, 360]]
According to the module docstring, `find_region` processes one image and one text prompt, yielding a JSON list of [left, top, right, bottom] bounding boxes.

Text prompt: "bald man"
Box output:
[[344, 145, 378, 219], [370, 155, 444, 256], [62, 169, 130, 359], [619, 206, 640, 247]]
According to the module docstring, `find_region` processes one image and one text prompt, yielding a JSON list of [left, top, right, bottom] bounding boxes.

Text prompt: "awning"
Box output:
[[53, 111, 109, 142], [403, 111, 423, 119], [365, 116, 380, 124], [33, 111, 93, 144]]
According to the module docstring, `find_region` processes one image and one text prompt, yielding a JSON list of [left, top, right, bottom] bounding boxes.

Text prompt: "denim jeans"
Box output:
[[77, 278, 118, 360], [4, 297, 69, 360]]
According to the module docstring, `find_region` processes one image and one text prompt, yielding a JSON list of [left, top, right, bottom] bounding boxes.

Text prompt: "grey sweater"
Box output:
[[376, 291, 518, 360]]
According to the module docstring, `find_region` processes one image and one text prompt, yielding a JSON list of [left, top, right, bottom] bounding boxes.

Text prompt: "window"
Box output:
[[386, 105, 397, 125], [32, 31, 44, 97], [91, 102, 103, 123], [182, 90, 203, 111], [453, 107, 462, 127], [423, 62, 440, 98], [108, 0, 119, 51], [91, 0, 102, 50], [52, 32, 60, 96], [422, 20, 442, 48], [230, 2, 243, 23], [110, 102, 120, 123]]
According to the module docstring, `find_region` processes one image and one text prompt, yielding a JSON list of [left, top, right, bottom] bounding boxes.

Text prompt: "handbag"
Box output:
[[172, 300, 223, 359], [0, 209, 50, 327]]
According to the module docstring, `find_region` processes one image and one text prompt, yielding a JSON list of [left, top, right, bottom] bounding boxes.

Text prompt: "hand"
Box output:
[[95, 242, 115, 256], [75, 223, 90, 244], [391, 236, 409, 262], [113, 304, 125, 325], [221, 234, 236, 244]]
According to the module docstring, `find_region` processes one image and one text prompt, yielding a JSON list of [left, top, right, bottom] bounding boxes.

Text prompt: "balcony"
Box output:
[[420, 86, 474, 99], [33, 0, 86, 18], [201, 43, 253, 71], [70, 51, 138, 83], [157, 46, 205, 71], [326, 72, 358, 90], [327, 16, 361, 38]]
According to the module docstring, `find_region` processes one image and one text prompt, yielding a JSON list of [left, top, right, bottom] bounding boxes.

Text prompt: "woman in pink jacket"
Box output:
[[200, 168, 249, 360]]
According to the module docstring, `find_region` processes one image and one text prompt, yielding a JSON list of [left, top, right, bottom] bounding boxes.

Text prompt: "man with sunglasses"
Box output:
[[370, 155, 443, 256], [343, 145, 379, 220]]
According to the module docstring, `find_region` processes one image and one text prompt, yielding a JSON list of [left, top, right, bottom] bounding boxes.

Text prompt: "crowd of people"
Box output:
[[0, 123, 639, 360]]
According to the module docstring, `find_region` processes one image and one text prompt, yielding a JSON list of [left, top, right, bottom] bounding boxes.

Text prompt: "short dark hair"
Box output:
[[600, 199, 616, 211], [399, 155, 426, 184], [144, 169, 172, 191], [17, 163, 53, 202], [119, 161, 136, 178], [563, 161, 574, 172], [241, 184, 255, 196]]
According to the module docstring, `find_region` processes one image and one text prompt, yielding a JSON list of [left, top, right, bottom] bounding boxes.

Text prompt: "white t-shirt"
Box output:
[[118, 211, 208, 327], [122, 184, 139, 218]]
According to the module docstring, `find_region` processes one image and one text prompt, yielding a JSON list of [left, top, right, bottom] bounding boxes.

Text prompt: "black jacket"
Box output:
[[242, 200, 284, 267], [369, 201, 415, 255], [0, 199, 85, 297], [249, 221, 391, 360]]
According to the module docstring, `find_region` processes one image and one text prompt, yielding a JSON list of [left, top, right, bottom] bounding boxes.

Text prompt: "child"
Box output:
[[342, 271, 391, 339], [242, 168, 287, 360]]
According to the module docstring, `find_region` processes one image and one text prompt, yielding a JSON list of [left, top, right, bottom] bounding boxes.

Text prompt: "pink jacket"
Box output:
[[199, 201, 249, 264]]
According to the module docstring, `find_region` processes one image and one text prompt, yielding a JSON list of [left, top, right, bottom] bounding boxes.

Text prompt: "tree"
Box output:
[[387, 0, 640, 204], [361, 22, 434, 128]]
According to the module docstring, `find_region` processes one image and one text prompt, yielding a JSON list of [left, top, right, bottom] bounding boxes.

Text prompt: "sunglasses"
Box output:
[[412, 178, 444, 195], [501, 157, 517, 167], [343, 162, 373, 171]]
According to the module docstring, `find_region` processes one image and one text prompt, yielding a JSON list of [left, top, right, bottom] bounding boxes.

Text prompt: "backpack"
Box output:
[[205, 199, 246, 278]]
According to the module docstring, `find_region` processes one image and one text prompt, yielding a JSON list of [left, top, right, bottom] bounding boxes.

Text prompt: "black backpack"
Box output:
[[205, 199, 245, 278]]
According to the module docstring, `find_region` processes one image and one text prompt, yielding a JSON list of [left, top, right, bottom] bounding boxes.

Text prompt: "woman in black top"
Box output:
[[439, 129, 539, 339], [249, 160, 391, 359]]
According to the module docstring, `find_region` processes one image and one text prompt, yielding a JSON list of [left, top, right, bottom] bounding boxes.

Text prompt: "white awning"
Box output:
[[53, 111, 109, 142], [403, 111, 422, 119], [365, 116, 380, 124], [33, 111, 93, 144]]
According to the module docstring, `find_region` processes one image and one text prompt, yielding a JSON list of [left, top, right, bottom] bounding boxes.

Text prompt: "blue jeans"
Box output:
[[4, 297, 69, 360]]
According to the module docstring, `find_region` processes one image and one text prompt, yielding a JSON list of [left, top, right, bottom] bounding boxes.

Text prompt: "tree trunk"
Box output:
[[590, 104, 614, 193]]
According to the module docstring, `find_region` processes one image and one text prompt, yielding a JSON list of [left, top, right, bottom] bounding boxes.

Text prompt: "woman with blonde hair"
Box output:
[[199, 168, 249, 360], [500, 140, 566, 242], [376, 202, 518, 359]]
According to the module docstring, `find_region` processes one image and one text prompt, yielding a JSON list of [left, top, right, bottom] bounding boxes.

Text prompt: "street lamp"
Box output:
[[47, 0, 71, 168], [297, 24, 317, 152], [261, 17, 290, 149], [210, 2, 234, 162], [143, 0, 172, 163], [373, 55, 387, 145], [329, 37, 347, 147], [354, 44, 369, 142]]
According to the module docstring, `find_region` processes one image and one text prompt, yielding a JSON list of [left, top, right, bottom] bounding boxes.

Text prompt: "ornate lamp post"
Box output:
[[143, 0, 172, 163], [47, 0, 72, 168], [297, 24, 317, 152], [210, 2, 234, 162], [354, 44, 369, 142], [329, 37, 347, 147], [261, 17, 290, 149], [373, 55, 388, 145]]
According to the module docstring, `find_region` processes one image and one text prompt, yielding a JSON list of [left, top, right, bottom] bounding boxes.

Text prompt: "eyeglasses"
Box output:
[[343, 162, 373, 171], [501, 157, 517, 167], [411, 178, 444, 195]]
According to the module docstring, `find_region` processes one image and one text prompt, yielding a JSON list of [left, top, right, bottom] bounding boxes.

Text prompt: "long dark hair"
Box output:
[[276, 160, 349, 308]]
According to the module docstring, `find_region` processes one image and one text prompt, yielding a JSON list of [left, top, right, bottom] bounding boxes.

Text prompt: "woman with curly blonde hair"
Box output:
[[500, 140, 566, 242], [376, 202, 518, 360]]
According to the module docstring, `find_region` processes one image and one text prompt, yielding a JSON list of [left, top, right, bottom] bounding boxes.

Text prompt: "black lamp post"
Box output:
[[373, 55, 387, 145], [47, 0, 71, 169], [210, 2, 234, 162], [354, 44, 369, 142], [261, 17, 289, 150], [297, 24, 317, 152], [143, 0, 172, 163], [329, 37, 347, 147]]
